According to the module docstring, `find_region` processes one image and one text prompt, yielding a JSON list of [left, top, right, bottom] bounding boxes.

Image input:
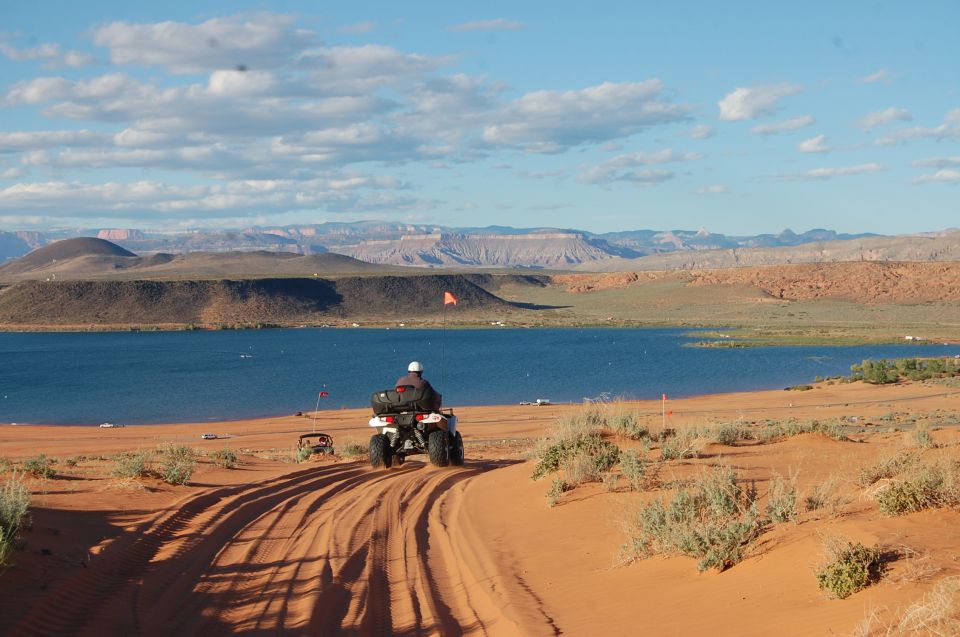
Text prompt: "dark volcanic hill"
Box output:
[[3, 237, 135, 275], [0, 275, 518, 326]]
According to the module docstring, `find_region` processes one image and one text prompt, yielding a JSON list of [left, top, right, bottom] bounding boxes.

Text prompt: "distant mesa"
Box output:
[[97, 229, 146, 242]]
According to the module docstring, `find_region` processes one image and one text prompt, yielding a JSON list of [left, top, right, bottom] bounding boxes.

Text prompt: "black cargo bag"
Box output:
[[371, 385, 438, 415]]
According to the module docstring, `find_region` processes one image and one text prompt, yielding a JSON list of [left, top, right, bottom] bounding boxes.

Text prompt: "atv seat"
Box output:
[[371, 385, 440, 415]]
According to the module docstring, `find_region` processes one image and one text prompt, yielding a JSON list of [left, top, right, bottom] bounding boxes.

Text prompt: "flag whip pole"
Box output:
[[441, 301, 447, 390], [312, 391, 322, 433]]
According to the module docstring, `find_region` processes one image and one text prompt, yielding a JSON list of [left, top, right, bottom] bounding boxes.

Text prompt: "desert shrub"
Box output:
[[910, 423, 936, 448], [158, 445, 195, 485], [22, 454, 54, 479], [210, 448, 238, 469], [562, 453, 600, 486], [546, 477, 571, 507], [622, 465, 763, 572], [817, 541, 885, 599], [112, 451, 150, 478], [0, 458, 12, 473], [850, 359, 898, 385], [607, 408, 649, 440], [875, 463, 959, 516], [659, 428, 704, 461], [296, 446, 312, 463], [766, 473, 798, 523], [532, 434, 619, 480], [602, 473, 620, 492], [620, 449, 657, 491], [858, 450, 920, 486], [0, 472, 30, 565], [712, 422, 753, 446], [339, 441, 367, 457]]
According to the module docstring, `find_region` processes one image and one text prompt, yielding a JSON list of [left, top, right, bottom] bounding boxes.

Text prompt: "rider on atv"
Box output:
[[395, 361, 441, 411]]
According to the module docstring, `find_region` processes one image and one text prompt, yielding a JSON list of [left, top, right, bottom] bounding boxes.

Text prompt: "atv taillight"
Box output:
[[383, 416, 395, 424], [415, 414, 425, 421], [396, 386, 406, 393]]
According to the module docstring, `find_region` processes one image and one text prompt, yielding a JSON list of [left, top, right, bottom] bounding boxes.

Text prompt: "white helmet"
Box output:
[[408, 361, 424, 372]]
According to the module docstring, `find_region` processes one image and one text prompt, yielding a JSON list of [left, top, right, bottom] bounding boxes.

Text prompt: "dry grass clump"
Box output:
[[658, 428, 706, 461], [859, 450, 922, 487], [756, 419, 850, 444], [621, 465, 763, 572], [546, 477, 571, 507], [909, 423, 936, 449], [0, 472, 30, 565], [619, 449, 659, 491], [605, 406, 650, 441], [339, 441, 368, 458], [895, 576, 960, 635], [804, 475, 849, 515], [875, 462, 960, 516], [816, 538, 886, 599], [766, 472, 798, 523], [711, 422, 754, 446], [295, 446, 313, 463]]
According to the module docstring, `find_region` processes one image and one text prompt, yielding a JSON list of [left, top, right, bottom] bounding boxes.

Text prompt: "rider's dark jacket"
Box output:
[[394, 372, 442, 410]]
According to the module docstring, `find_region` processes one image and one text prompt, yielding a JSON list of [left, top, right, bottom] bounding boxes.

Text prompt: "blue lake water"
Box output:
[[0, 328, 957, 425]]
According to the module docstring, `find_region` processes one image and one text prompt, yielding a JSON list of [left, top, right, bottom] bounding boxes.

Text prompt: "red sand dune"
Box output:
[[1, 382, 959, 635]]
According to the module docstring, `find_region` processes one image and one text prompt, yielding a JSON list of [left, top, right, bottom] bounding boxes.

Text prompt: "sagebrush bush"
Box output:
[[0, 472, 30, 565], [817, 541, 884, 599], [210, 448, 238, 469], [112, 451, 150, 478], [0, 457, 12, 473], [622, 465, 763, 572], [532, 434, 620, 480], [22, 454, 54, 479], [766, 473, 797, 523], [713, 423, 753, 446], [158, 445, 195, 485], [875, 463, 959, 516], [658, 428, 704, 461], [607, 408, 649, 441], [620, 449, 655, 491]]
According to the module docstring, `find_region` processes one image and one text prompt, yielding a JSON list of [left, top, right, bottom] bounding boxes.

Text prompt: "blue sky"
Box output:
[[0, 1, 957, 234]]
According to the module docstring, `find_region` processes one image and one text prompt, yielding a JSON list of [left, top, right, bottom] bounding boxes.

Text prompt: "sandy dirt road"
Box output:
[[7, 459, 553, 637]]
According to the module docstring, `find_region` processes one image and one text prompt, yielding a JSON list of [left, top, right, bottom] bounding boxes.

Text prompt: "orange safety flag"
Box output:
[[444, 291, 458, 305]]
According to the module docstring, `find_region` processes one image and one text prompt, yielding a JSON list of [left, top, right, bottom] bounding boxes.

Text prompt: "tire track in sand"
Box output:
[[9, 458, 554, 636]]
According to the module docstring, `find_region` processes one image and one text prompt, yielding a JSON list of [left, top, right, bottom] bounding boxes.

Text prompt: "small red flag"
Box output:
[[319, 391, 329, 397], [444, 291, 458, 306], [662, 393, 667, 401]]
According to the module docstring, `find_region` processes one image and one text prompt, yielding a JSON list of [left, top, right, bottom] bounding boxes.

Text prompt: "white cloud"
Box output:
[[717, 83, 803, 121], [913, 156, 960, 168], [875, 108, 960, 144], [0, 176, 423, 218], [0, 130, 107, 152], [772, 163, 884, 180], [484, 80, 689, 152], [694, 185, 728, 195], [450, 19, 524, 32], [914, 169, 960, 184], [859, 107, 912, 130], [858, 69, 889, 84], [688, 124, 714, 139], [578, 148, 701, 184], [798, 134, 830, 153], [751, 115, 815, 135], [92, 13, 314, 73]]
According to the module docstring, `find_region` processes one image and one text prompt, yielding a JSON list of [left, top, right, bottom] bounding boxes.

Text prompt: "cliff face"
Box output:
[[337, 233, 614, 268], [97, 229, 147, 242]]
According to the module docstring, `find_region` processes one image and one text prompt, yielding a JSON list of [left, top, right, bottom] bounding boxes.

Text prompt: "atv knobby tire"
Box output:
[[369, 433, 392, 469], [428, 429, 450, 467], [450, 431, 465, 466]]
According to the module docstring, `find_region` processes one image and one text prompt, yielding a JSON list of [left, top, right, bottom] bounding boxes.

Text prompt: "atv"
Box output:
[[368, 384, 464, 469], [298, 432, 335, 456]]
